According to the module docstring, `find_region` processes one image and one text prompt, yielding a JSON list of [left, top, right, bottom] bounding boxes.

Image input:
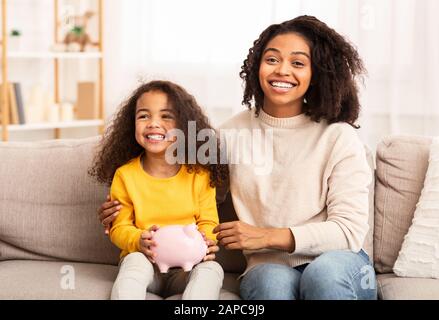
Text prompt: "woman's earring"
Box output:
[[304, 98, 308, 104]]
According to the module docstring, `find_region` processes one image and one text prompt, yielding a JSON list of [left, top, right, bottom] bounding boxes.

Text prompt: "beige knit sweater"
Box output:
[[218, 108, 371, 274]]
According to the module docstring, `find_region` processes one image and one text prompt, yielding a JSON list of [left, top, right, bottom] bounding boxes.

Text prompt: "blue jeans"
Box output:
[[240, 250, 377, 300]]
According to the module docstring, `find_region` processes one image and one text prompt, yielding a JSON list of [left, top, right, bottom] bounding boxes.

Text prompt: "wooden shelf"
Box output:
[[1, 0, 105, 141], [7, 51, 103, 59], [2, 119, 104, 132]]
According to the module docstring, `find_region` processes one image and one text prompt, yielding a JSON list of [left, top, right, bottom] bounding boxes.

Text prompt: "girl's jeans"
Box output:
[[240, 249, 377, 300]]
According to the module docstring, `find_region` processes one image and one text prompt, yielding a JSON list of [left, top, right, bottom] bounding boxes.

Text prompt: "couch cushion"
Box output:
[[377, 273, 439, 300], [0, 136, 120, 265], [0, 260, 118, 299], [374, 135, 433, 273], [0, 260, 240, 300]]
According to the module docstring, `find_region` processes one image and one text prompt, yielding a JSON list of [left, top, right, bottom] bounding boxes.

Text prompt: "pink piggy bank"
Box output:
[[151, 224, 207, 273]]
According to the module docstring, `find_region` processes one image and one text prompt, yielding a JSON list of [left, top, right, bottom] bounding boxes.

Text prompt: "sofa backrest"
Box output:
[[0, 136, 120, 265], [374, 135, 432, 273], [0, 136, 376, 273]]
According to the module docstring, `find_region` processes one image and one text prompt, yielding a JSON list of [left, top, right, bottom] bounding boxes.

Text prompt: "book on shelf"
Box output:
[[8, 83, 19, 125], [0, 83, 12, 124], [0, 82, 26, 125], [13, 83, 26, 124]]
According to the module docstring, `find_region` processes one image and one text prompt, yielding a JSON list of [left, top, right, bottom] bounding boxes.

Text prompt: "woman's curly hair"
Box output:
[[88, 80, 228, 188], [240, 15, 366, 128]]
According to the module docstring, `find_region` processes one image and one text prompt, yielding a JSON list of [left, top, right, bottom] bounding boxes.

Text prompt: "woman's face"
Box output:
[[135, 90, 177, 157], [259, 32, 312, 117]]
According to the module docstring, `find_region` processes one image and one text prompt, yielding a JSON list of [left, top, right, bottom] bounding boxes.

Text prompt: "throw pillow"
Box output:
[[393, 137, 439, 279]]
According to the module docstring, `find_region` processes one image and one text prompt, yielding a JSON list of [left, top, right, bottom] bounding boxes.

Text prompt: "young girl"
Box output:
[[98, 16, 377, 300], [89, 80, 227, 300]]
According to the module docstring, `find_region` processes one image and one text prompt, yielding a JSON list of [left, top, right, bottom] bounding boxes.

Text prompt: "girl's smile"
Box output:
[[135, 91, 177, 155], [144, 132, 166, 143]]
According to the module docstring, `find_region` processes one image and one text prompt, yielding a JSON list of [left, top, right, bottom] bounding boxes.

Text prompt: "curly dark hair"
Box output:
[[88, 80, 228, 188], [240, 15, 366, 128]]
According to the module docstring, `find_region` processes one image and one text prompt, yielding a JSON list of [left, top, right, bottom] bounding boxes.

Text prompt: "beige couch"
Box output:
[[0, 135, 438, 299]]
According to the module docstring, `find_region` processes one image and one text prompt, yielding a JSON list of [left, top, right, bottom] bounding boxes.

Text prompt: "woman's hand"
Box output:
[[213, 221, 269, 250], [97, 195, 121, 235], [200, 232, 220, 261], [213, 221, 295, 252], [139, 225, 159, 263]]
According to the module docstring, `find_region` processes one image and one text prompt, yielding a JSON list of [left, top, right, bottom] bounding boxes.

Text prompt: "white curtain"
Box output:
[[104, 0, 439, 150]]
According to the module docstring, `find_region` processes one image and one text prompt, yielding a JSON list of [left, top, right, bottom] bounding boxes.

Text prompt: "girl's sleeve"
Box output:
[[196, 172, 220, 243], [109, 169, 143, 253]]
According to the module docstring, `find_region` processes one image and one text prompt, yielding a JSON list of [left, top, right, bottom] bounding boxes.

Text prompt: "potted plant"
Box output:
[[9, 29, 22, 51]]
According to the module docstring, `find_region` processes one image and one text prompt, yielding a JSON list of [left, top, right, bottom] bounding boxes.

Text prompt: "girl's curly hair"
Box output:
[[88, 80, 228, 188], [240, 15, 366, 128]]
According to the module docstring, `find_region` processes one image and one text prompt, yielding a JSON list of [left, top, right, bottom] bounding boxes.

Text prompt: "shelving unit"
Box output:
[[7, 119, 103, 131], [7, 51, 103, 59], [0, 0, 105, 141]]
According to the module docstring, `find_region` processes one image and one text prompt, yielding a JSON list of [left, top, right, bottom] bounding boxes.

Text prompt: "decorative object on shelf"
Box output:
[[26, 104, 45, 124], [60, 102, 74, 122], [47, 104, 60, 123], [9, 29, 22, 51], [76, 81, 98, 119], [61, 10, 99, 52], [26, 85, 52, 124]]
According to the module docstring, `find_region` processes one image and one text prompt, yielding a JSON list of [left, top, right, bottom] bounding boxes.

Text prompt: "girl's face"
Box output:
[[135, 90, 177, 157], [259, 32, 312, 117]]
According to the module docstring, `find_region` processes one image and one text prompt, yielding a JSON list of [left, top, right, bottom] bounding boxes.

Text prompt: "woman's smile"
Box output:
[[258, 32, 312, 117], [267, 79, 298, 94]]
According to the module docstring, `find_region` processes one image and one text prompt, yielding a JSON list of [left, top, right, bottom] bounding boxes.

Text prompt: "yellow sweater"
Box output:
[[110, 156, 218, 259]]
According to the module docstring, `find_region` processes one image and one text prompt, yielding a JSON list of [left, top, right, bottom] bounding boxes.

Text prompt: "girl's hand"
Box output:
[[139, 225, 159, 263], [200, 232, 220, 261], [97, 195, 121, 235], [213, 221, 270, 250]]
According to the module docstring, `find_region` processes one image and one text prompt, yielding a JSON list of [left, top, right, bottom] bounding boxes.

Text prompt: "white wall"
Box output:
[[102, 0, 439, 152], [3, 0, 439, 148]]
